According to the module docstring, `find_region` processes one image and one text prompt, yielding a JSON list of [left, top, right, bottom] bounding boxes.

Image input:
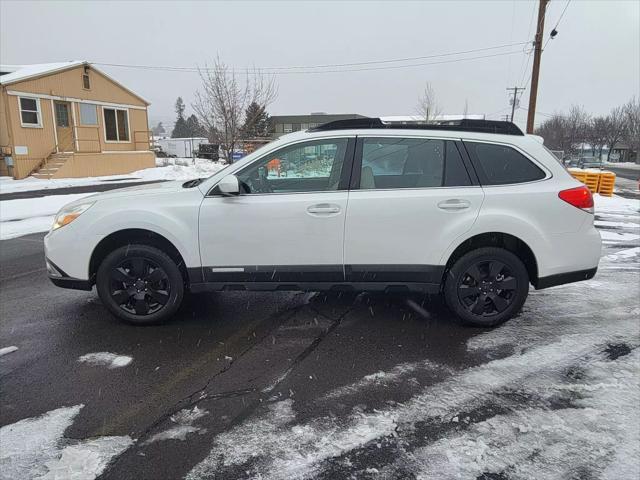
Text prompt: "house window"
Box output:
[[82, 73, 91, 89], [19, 97, 42, 127], [103, 107, 129, 142], [79, 103, 98, 125]]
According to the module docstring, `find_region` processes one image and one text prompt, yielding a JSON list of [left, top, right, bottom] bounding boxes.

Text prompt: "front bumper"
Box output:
[[46, 258, 92, 291]]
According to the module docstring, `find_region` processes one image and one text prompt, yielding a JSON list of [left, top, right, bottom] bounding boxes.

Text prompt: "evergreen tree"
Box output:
[[186, 114, 207, 137], [241, 101, 271, 138], [151, 122, 166, 136], [171, 97, 190, 138]]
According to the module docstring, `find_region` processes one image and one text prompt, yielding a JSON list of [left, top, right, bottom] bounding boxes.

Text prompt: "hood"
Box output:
[[81, 180, 194, 202]]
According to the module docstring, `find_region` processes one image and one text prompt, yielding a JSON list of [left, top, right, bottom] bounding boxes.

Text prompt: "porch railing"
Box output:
[[134, 130, 152, 151]]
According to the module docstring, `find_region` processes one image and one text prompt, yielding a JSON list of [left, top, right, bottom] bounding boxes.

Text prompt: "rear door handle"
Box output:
[[437, 199, 471, 211], [307, 203, 341, 215]]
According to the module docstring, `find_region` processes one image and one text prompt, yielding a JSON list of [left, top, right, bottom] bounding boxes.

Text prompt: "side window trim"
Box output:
[[454, 140, 480, 186]]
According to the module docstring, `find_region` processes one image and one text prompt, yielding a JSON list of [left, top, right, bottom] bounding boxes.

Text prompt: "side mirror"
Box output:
[[217, 174, 240, 195]]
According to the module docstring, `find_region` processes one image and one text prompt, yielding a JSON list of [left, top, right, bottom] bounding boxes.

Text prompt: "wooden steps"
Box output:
[[31, 153, 73, 179]]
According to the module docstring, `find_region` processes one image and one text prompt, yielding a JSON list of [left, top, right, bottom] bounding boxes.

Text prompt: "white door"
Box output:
[[343, 137, 484, 285], [198, 137, 354, 284]]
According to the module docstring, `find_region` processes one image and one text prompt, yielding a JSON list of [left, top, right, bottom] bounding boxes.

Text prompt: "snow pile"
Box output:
[[0, 193, 93, 240], [0, 346, 18, 356], [77, 352, 133, 369], [0, 159, 226, 194], [144, 406, 209, 445], [0, 404, 132, 480]]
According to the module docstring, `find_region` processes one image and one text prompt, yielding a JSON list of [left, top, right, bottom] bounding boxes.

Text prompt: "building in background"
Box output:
[[270, 113, 365, 138], [0, 61, 155, 179]]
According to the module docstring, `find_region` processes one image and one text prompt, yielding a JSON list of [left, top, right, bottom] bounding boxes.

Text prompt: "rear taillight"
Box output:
[[558, 185, 594, 213]]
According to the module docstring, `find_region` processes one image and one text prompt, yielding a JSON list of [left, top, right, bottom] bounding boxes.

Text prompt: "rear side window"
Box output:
[[358, 138, 471, 189], [465, 142, 545, 185]]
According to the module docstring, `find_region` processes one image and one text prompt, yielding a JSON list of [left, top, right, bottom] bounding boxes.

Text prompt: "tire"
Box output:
[[444, 247, 529, 327], [96, 244, 184, 325]]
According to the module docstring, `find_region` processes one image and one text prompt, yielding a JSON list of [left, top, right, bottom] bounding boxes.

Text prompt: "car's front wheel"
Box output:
[[96, 244, 184, 325], [444, 247, 529, 327]]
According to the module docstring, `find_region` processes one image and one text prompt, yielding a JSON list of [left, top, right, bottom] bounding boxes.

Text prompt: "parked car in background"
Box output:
[[578, 157, 604, 169], [44, 119, 601, 328]]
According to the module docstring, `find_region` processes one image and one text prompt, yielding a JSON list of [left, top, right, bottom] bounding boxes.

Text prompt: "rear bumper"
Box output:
[[535, 267, 597, 289]]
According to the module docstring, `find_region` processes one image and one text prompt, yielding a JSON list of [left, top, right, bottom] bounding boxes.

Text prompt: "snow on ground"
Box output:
[[143, 406, 209, 445], [0, 159, 226, 194], [77, 352, 133, 369], [0, 159, 226, 240], [0, 193, 92, 240], [187, 194, 640, 480], [0, 404, 132, 480], [0, 346, 18, 356]]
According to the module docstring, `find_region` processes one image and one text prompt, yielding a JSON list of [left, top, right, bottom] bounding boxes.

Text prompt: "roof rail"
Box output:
[[308, 117, 524, 136]]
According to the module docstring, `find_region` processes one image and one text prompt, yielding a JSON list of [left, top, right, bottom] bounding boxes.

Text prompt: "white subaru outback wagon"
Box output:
[[45, 119, 601, 327]]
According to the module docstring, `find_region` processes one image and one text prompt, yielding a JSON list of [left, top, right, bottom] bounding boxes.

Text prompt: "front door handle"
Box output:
[[437, 199, 471, 211], [307, 203, 341, 215]]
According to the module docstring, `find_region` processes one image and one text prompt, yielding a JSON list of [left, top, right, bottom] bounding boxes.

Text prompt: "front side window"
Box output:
[[236, 138, 349, 194], [358, 138, 471, 189], [103, 107, 129, 141], [82, 73, 91, 89], [19, 97, 41, 127], [465, 142, 546, 185]]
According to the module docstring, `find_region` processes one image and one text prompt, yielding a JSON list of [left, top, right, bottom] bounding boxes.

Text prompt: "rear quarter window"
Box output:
[[465, 142, 546, 185]]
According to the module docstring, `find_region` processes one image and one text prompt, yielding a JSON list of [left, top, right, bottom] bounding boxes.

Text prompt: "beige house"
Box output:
[[0, 61, 155, 179]]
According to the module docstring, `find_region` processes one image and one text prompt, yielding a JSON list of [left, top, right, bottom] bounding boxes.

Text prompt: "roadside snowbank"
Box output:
[[0, 159, 227, 240], [0, 159, 226, 194]]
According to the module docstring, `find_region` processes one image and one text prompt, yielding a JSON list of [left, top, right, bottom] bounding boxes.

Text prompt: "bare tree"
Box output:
[[193, 57, 277, 161], [416, 82, 442, 121], [584, 117, 607, 159], [535, 114, 570, 153], [565, 105, 591, 154], [623, 97, 639, 161], [601, 106, 626, 162]]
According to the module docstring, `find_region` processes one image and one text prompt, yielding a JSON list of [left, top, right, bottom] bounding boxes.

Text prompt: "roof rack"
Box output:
[[308, 117, 524, 136]]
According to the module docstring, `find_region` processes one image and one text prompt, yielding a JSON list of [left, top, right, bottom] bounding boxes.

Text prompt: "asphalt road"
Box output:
[[605, 164, 640, 181], [0, 232, 477, 479], [1, 212, 638, 479]]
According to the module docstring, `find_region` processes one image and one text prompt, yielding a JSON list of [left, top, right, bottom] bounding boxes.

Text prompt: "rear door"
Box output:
[[343, 136, 484, 285]]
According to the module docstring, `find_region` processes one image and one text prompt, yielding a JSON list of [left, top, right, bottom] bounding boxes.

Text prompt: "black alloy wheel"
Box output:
[[96, 244, 184, 324], [109, 257, 170, 316], [444, 247, 529, 327], [457, 260, 517, 316]]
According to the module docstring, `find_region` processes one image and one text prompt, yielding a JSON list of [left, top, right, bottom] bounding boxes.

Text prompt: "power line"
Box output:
[[92, 41, 529, 75], [522, 0, 572, 91]]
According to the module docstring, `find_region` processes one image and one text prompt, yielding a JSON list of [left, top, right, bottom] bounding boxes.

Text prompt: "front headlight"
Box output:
[[51, 202, 95, 231]]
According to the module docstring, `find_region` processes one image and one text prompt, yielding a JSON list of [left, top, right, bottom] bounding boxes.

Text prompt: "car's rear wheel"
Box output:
[[444, 247, 529, 327], [96, 244, 184, 325]]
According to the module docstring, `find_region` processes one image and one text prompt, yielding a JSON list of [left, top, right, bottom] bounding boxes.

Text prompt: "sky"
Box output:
[[1, 0, 638, 132]]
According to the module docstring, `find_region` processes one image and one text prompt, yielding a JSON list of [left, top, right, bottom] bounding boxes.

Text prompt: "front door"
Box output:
[[198, 137, 354, 285], [343, 136, 484, 286], [54, 101, 73, 152]]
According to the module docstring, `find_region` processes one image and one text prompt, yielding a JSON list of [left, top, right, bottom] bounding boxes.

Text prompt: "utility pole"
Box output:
[[526, 0, 549, 133], [506, 86, 525, 122]]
